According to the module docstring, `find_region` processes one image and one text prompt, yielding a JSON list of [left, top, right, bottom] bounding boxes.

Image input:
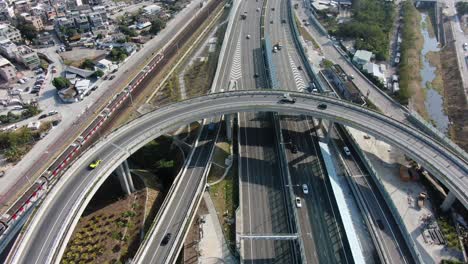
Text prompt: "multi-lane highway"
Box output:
[[10, 91, 468, 263]]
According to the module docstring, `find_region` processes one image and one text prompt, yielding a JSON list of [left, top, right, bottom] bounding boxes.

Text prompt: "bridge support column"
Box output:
[[325, 121, 334, 142], [441, 192, 457, 211], [225, 114, 232, 141], [123, 160, 135, 192], [115, 165, 132, 195]]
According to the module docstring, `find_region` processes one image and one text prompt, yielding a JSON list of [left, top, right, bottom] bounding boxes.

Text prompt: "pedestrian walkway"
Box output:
[[199, 192, 237, 264]]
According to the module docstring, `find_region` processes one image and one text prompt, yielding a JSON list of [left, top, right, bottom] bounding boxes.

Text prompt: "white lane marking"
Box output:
[[230, 33, 243, 81], [287, 52, 306, 91]]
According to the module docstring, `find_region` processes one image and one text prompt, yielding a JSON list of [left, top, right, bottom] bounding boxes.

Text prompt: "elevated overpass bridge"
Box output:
[[9, 90, 468, 264]]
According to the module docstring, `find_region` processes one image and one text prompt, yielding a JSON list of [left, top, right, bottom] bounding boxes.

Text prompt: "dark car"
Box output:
[[376, 219, 385, 230], [109, 75, 116, 80], [297, 66, 303, 71], [291, 144, 298, 154], [103, 75, 109, 80], [112, 69, 118, 73], [253, 73, 259, 78], [282, 19, 287, 24], [317, 104, 327, 110], [38, 114, 47, 120], [161, 233, 172, 245]]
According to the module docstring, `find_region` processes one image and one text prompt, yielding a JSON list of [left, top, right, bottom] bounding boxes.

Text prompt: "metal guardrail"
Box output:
[[407, 110, 468, 163], [343, 127, 425, 264]]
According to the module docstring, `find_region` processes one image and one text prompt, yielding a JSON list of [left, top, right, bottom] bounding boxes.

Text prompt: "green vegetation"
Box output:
[[109, 47, 128, 62], [52, 77, 71, 90], [129, 137, 179, 187], [335, 0, 395, 60], [0, 123, 50, 162], [16, 20, 38, 41], [0, 105, 41, 124], [441, 260, 464, 264], [119, 25, 138, 37], [456, 2, 468, 16], [208, 161, 238, 251], [322, 59, 334, 69], [93, 69, 104, 78], [438, 217, 461, 250], [397, 1, 421, 105], [162, 74, 181, 102], [80, 59, 95, 70], [150, 18, 166, 35]]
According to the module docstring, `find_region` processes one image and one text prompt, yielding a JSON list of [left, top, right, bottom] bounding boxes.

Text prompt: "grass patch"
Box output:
[[208, 158, 238, 251], [425, 51, 444, 95], [398, 1, 425, 114], [294, 14, 320, 50], [438, 217, 461, 250]]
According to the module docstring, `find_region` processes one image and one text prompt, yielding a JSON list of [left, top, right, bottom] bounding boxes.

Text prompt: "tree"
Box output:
[[93, 69, 104, 78], [150, 18, 166, 35], [16, 21, 38, 41], [80, 59, 95, 70], [96, 33, 104, 39], [52, 77, 71, 90], [119, 25, 138, 37]]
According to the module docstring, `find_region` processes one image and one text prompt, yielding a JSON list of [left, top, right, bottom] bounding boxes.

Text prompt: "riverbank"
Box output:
[[399, 1, 427, 117]]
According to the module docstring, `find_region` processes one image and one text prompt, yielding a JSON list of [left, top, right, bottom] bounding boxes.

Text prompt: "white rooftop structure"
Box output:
[[363, 62, 385, 82], [353, 50, 373, 67], [74, 79, 90, 93], [143, 4, 161, 14]]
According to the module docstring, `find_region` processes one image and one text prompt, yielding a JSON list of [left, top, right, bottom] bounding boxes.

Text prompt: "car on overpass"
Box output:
[[88, 159, 102, 170], [161, 233, 172, 245], [279, 93, 296, 104]]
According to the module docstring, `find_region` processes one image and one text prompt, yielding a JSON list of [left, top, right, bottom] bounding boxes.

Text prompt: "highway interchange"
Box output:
[[9, 90, 468, 264], [5, 0, 468, 262]]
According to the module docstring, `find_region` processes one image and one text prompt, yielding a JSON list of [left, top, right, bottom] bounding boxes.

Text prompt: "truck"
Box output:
[[417, 192, 427, 209]]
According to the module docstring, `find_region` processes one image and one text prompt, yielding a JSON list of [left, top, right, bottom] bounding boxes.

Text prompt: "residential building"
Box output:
[[0, 56, 16, 82], [25, 15, 45, 31], [88, 12, 106, 29], [0, 24, 22, 43], [13, 0, 30, 13], [143, 4, 161, 15], [15, 45, 40, 69], [363, 62, 385, 83], [0, 0, 15, 22], [95, 58, 113, 72], [352, 50, 373, 68], [0, 38, 18, 59], [73, 14, 90, 32]]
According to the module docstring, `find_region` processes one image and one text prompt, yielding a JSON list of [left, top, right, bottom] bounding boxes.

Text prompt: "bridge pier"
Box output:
[[441, 192, 457, 211], [225, 114, 232, 141], [115, 160, 135, 194], [325, 121, 334, 142]]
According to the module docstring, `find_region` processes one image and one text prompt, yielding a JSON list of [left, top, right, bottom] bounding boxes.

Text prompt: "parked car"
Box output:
[[109, 75, 116, 80], [38, 114, 47, 120], [48, 110, 58, 116], [302, 184, 309, 194]]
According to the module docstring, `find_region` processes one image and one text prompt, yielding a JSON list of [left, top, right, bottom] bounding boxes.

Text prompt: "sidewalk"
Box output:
[[199, 192, 237, 264]]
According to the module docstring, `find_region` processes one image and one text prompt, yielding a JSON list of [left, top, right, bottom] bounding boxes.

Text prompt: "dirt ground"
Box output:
[[183, 199, 208, 264], [441, 17, 468, 151], [60, 48, 107, 67]]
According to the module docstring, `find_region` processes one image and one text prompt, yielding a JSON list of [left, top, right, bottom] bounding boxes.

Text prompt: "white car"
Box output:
[[343, 146, 351, 156], [295, 197, 302, 208], [246, 34, 251, 39], [302, 184, 309, 194], [48, 110, 58, 116]]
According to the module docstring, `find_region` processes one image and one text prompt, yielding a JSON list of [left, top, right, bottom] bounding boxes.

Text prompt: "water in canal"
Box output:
[[419, 13, 449, 134]]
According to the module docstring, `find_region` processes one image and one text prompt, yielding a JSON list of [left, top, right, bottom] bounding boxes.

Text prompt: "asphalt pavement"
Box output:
[[332, 125, 414, 264]]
